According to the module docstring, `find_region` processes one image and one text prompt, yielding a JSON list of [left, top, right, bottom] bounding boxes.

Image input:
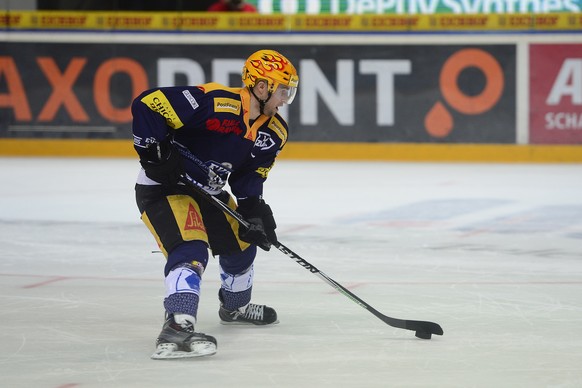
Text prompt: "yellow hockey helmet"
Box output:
[[242, 49, 299, 104]]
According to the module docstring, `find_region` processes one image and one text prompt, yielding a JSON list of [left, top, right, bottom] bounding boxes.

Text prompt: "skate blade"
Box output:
[[219, 319, 280, 326], [151, 342, 217, 360]]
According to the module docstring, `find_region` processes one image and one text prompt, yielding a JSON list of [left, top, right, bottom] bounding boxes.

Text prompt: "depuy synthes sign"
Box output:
[[247, 0, 581, 14], [0, 43, 515, 143]]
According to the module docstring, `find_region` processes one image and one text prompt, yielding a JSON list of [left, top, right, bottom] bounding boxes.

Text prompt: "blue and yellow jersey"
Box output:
[[132, 82, 288, 200]]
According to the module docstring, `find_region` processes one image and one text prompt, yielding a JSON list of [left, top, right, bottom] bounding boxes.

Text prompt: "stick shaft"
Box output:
[[179, 174, 443, 336]]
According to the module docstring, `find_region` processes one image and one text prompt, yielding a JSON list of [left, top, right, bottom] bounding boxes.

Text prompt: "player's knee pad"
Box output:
[[165, 263, 202, 296], [165, 240, 209, 276], [218, 246, 256, 311], [219, 264, 254, 293], [219, 245, 256, 275], [164, 263, 202, 318]]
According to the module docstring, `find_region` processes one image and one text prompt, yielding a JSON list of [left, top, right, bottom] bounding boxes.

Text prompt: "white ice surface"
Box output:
[[1, 157, 581, 387]]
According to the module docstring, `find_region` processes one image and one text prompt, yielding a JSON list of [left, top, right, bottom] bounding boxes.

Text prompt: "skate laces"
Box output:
[[172, 314, 195, 332], [241, 304, 264, 320]]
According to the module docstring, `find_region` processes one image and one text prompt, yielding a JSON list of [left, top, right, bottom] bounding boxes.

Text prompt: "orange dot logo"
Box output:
[[425, 49, 504, 138]]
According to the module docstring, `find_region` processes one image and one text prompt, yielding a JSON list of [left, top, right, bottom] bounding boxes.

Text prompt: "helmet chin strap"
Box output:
[[250, 87, 272, 116]]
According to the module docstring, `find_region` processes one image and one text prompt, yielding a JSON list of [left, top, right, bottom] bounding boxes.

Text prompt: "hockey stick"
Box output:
[[178, 170, 444, 340]]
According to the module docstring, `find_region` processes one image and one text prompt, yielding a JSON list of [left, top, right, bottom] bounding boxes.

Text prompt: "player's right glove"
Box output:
[[237, 197, 277, 251], [137, 138, 183, 186]]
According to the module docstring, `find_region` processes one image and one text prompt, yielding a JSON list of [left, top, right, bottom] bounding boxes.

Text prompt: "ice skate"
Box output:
[[219, 303, 279, 325], [151, 314, 217, 359]]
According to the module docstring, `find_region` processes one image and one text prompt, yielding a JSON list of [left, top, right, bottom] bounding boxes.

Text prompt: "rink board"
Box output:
[[0, 138, 580, 162]]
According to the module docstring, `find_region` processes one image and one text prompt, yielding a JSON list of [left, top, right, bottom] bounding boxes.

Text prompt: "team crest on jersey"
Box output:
[[254, 132, 276, 151], [214, 98, 241, 115]]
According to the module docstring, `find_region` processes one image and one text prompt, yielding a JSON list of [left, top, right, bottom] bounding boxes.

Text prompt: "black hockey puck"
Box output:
[[415, 331, 432, 340]]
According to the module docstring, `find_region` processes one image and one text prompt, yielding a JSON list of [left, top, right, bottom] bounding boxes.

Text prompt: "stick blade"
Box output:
[[407, 320, 444, 338], [415, 331, 432, 340], [380, 315, 444, 338]]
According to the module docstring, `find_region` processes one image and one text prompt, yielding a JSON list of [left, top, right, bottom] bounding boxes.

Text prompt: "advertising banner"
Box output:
[[3, 12, 582, 32], [0, 43, 515, 143], [530, 44, 582, 144], [248, 0, 581, 14]]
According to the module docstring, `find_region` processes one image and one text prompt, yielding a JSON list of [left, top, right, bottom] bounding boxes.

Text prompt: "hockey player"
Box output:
[[132, 49, 299, 359]]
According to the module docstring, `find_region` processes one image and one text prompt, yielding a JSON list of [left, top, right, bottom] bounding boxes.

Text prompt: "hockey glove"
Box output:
[[237, 197, 277, 251], [138, 138, 184, 186]]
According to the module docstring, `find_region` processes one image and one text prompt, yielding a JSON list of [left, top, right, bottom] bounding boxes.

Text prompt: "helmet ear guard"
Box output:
[[242, 49, 299, 105]]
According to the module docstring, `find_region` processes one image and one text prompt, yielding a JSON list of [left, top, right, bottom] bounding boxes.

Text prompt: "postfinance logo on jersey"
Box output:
[[214, 98, 241, 115], [141, 90, 184, 129]]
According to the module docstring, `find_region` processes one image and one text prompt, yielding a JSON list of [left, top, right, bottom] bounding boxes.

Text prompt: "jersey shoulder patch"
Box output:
[[140, 90, 184, 129], [267, 115, 288, 146]]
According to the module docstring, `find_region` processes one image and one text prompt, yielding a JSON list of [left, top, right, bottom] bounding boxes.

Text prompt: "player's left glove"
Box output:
[[137, 138, 183, 186], [237, 197, 277, 251]]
